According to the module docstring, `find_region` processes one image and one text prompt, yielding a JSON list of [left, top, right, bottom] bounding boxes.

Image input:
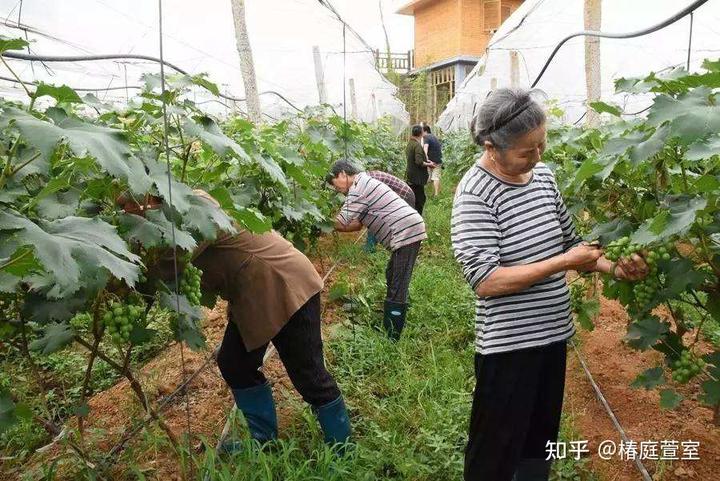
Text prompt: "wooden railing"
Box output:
[[374, 50, 415, 73]]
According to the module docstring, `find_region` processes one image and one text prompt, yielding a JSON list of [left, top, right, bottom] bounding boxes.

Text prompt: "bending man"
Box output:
[[326, 160, 427, 340]]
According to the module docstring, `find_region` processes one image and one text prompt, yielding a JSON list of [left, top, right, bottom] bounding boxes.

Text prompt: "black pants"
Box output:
[[464, 340, 567, 481], [216, 293, 341, 407], [409, 183, 426, 215], [386, 241, 421, 304]]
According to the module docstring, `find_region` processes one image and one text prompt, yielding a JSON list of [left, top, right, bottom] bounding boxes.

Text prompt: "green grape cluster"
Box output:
[[671, 350, 705, 384], [604, 236, 641, 262], [70, 312, 92, 330], [632, 275, 661, 305], [101, 301, 145, 344], [569, 283, 587, 313], [180, 264, 203, 305], [643, 243, 672, 268]]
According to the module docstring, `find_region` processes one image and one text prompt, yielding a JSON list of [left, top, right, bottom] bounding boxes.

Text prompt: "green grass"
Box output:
[[197, 189, 601, 481]]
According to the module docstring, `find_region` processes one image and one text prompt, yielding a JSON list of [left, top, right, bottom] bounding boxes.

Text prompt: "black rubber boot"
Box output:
[[382, 300, 407, 341]]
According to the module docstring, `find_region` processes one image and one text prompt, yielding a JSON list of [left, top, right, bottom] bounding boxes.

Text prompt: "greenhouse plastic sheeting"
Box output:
[[438, 0, 720, 131], [0, 0, 409, 127]]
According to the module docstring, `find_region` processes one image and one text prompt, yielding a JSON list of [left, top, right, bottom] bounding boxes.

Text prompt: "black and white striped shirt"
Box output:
[[338, 172, 427, 251], [451, 160, 582, 355]]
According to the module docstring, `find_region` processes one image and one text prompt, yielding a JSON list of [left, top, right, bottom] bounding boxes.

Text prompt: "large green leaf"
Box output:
[[631, 196, 707, 244], [159, 292, 206, 350], [0, 389, 19, 434], [0, 37, 29, 53], [0, 210, 140, 298], [180, 195, 235, 240], [589, 101, 622, 116], [120, 210, 197, 251], [209, 187, 272, 234], [700, 380, 720, 407], [255, 154, 288, 188], [629, 124, 669, 165], [686, 135, 720, 161], [647, 88, 720, 144], [0, 107, 152, 193], [631, 366, 665, 390], [625, 316, 669, 350], [659, 389, 683, 409], [33, 83, 83, 104], [588, 218, 633, 245], [183, 116, 250, 161], [28, 323, 75, 355], [660, 258, 711, 298], [575, 299, 599, 331], [36, 190, 80, 220]]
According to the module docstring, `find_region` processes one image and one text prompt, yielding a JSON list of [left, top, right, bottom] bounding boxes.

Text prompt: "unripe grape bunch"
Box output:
[[101, 300, 146, 344], [180, 264, 203, 306], [671, 349, 705, 384], [569, 282, 587, 313]]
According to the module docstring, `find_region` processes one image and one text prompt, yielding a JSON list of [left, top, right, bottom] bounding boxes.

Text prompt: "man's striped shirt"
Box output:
[[451, 161, 582, 355], [367, 170, 416, 206], [338, 172, 427, 251]]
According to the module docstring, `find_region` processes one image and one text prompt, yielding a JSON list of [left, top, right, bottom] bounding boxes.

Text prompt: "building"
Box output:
[[395, 0, 524, 122]]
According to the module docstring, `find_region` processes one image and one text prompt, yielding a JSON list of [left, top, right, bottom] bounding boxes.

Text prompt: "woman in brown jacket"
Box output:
[[121, 191, 351, 451]]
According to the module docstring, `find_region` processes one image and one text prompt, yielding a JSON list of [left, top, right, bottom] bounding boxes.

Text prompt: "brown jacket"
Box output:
[[192, 228, 323, 350]]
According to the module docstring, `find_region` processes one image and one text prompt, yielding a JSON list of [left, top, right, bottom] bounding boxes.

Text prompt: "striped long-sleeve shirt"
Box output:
[[451, 161, 582, 355], [337, 172, 427, 251]]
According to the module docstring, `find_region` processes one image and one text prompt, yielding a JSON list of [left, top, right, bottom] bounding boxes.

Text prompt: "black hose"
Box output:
[[1, 51, 304, 111], [531, 0, 710, 88]]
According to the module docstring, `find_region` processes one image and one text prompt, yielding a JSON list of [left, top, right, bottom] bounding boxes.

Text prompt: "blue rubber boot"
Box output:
[[364, 232, 377, 253], [512, 458, 552, 481], [314, 396, 352, 449], [222, 382, 277, 453], [383, 300, 407, 341]]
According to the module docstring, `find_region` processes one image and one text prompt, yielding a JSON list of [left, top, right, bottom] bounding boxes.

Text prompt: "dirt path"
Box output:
[[565, 296, 720, 480]]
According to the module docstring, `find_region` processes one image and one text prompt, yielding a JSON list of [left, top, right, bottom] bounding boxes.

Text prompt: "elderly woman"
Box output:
[[451, 88, 648, 481]]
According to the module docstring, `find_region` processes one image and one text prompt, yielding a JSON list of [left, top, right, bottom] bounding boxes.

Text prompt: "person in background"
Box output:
[[405, 124, 434, 215], [120, 190, 352, 454], [363, 170, 416, 253], [451, 88, 649, 481], [422, 125, 443, 197], [326, 160, 427, 340]]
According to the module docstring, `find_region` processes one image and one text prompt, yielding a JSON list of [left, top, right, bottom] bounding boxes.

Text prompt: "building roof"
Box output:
[[395, 0, 434, 16], [410, 55, 482, 74]]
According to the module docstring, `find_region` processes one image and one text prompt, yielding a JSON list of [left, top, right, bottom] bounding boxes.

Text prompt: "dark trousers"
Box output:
[[216, 293, 341, 407], [409, 183, 426, 215], [464, 341, 567, 481], [385, 241, 421, 304]]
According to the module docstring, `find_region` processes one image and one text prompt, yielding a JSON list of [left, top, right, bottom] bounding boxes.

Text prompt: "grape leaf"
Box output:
[[629, 124, 669, 165], [120, 210, 197, 251], [180, 195, 235, 240], [700, 380, 720, 407], [255, 154, 288, 188], [0, 106, 152, 193], [660, 258, 710, 298], [159, 292, 206, 351], [631, 366, 665, 390], [686, 135, 720, 161], [648, 87, 720, 144], [631, 196, 706, 244], [0, 389, 19, 433], [575, 299, 599, 331], [36, 190, 80, 220], [0, 37, 29, 53], [659, 389, 683, 409], [190, 74, 220, 96], [29, 323, 75, 355], [589, 101, 622, 116], [625, 316, 669, 350], [588, 218, 633, 245], [183, 116, 250, 161], [33, 83, 83, 104], [0, 210, 140, 298]]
